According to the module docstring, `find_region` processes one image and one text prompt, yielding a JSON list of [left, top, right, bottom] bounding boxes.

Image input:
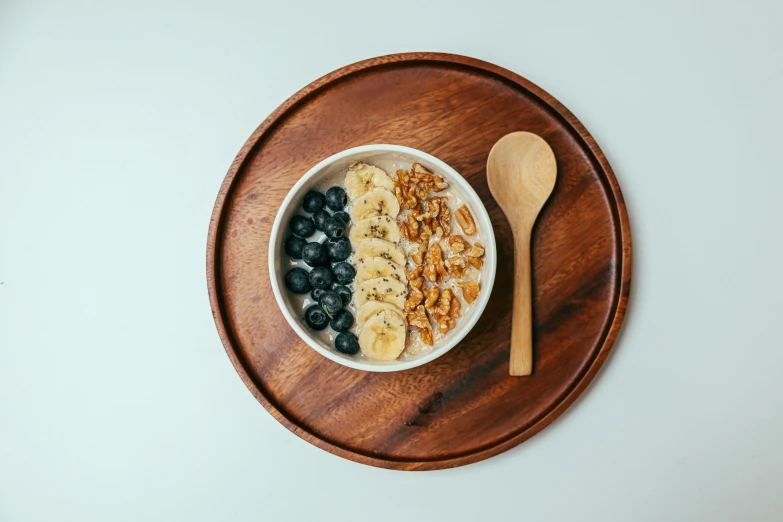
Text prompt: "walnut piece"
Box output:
[[449, 294, 461, 320], [411, 242, 424, 265], [427, 288, 453, 333], [394, 169, 418, 210], [433, 291, 459, 334], [419, 219, 434, 242], [458, 281, 480, 304], [423, 242, 447, 283], [465, 241, 485, 269], [405, 281, 424, 312], [408, 304, 433, 346], [415, 196, 442, 222], [449, 235, 470, 253], [437, 198, 451, 237], [410, 163, 449, 192], [424, 286, 440, 315], [455, 205, 477, 235], [406, 265, 423, 281], [400, 212, 420, 241], [444, 255, 468, 278], [434, 288, 452, 316]]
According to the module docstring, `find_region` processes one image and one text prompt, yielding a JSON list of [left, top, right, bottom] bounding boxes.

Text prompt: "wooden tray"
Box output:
[[206, 53, 631, 470]]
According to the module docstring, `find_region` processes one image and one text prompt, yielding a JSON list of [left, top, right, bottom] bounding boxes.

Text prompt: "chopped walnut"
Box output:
[[408, 304, 429, 329], [420, 327, 433, 346], [423, 242, 447, 283], [405, 282, 424, 312], [464, 242, 485, 258], [433, 314, 449, 334], [409, 276, 424, 290], [424, 286, 440, 315], [406, 265, 423, 281], [410, 163, 449, 192], [437, 198, 451, 237], [394, 169, 418, 210], [400, 212, 420, 241], [411, 242, 424, 265], [465, 241, 485, 269], [458, 281, 480, 304], [444, 255, 468, 278], [455, 205, 477, 235], [416, 197, 441, 221], [449, 235, 470, 253], [419, 219, 434, 241], [408, 304, 433, 346], [433, 288, 453, 316], [411, 197, 450, 238], [433, 292, 459, 334], [449, 294, 461, 320]]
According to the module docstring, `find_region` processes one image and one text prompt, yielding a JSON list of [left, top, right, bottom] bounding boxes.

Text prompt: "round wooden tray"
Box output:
[[207, 53, 631, 470]]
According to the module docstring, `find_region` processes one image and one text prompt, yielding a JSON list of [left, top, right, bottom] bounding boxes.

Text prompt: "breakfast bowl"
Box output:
[[268, 144, 497, 372]]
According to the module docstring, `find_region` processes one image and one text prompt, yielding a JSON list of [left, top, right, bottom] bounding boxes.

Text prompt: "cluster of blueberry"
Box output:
[[283, 187, 360, 355]]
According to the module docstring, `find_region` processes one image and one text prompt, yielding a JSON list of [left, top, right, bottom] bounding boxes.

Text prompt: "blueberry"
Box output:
[[332, 262, 355, 285], [284, 267, 310, 294], [330, 309, 354, 332], [310, 287, 326, 301], [335, 332, 360, 355], [284, 235, 307, 259], [289, 215, 315, 238], [333, 285, 352, 306], [325, 237, 351, 262], [325, 186, 347, 211], [312, 209, 330, 231], [309, 266, 333, 290], [319, 291, 343, 317], [323, 217, 345, 239], [302, 242, 329, 267], [332, 211, 350, 227], [304, 304, 329, 330], [303, 191, 325, 213]]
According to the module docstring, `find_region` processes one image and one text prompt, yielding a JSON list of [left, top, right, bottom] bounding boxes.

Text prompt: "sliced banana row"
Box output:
[[349, 187, 400, 222], [344, 163, 408, 361], [356, 301, 407, 327], [355, 277, 407, 310], [359, 310, 407, 361], [353, 237, 406, 266], [345, 162, 396, 200], [355, 256, 406, 285], [349, 215, 401, 244]]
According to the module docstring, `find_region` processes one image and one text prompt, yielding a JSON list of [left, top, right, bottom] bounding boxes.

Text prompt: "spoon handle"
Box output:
[[510, 228, 533, 376]]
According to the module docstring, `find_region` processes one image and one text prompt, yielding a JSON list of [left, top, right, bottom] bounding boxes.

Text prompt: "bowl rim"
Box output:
[[268, 144, 497, 372]]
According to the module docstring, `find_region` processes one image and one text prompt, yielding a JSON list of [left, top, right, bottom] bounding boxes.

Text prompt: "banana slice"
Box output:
[[359, 310, 407, 361], [355, 277, 407, 310], [349, 215, 401, 244], [345, 162, 395, 200], [356, 301, 407, 327], [353, 238, 406, 266], [349, 188, 400, 222], [355, 256, 406, 285]]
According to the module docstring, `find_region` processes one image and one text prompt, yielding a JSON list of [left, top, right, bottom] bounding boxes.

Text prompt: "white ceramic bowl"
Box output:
[[268, 144, 496, 372]]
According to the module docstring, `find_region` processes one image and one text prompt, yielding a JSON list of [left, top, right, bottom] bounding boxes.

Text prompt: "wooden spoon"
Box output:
[[487, 132, 557, 376]]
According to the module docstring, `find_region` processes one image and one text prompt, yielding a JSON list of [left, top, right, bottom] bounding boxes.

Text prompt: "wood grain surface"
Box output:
[[206, 53, 632, 470]]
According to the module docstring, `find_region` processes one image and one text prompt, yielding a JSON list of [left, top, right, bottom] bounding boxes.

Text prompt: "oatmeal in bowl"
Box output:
[[268, 145, 496, 372]]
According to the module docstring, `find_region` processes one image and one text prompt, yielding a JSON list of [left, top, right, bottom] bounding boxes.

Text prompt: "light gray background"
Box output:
[[1, 0, 781, 521]]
